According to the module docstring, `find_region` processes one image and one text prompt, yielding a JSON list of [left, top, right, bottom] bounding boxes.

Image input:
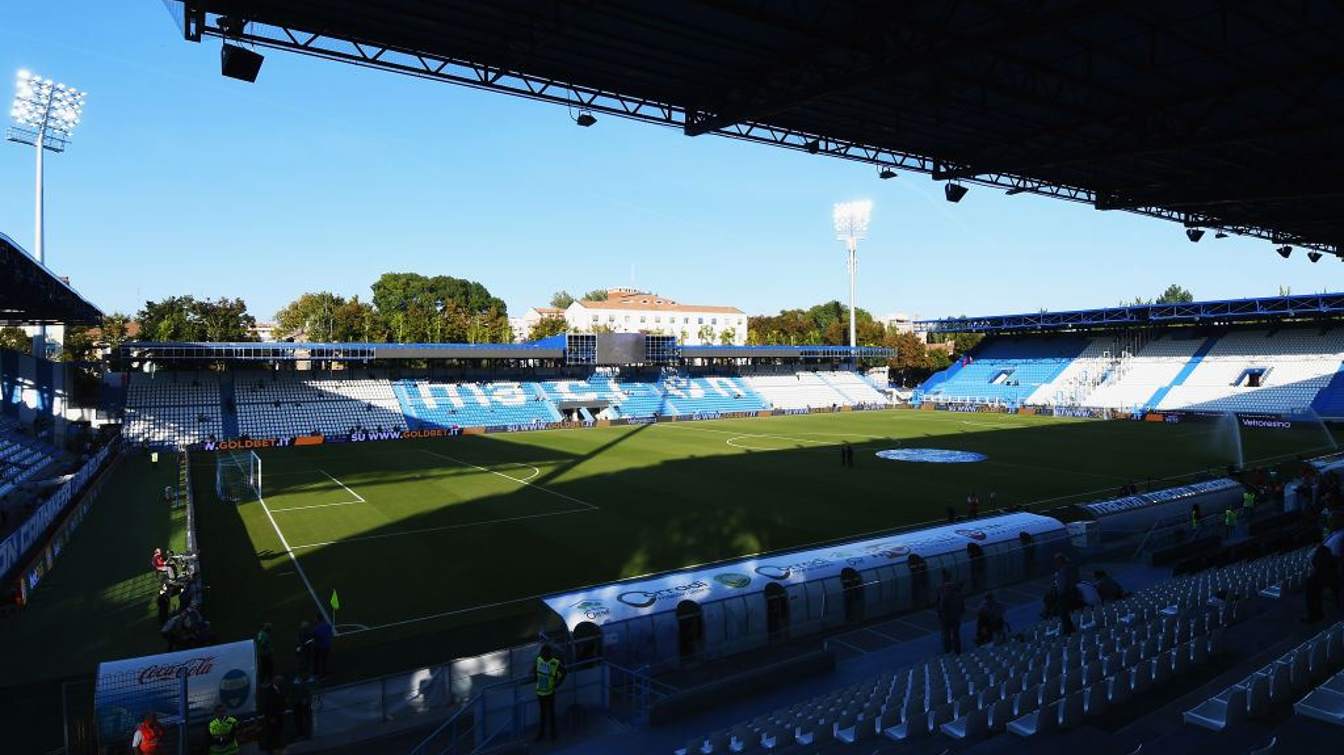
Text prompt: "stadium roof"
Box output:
[[918, 292, 1344, 334], [117, 340, 891, 363], [167, 1, 1344, 255], [0, 231, 103, 326]]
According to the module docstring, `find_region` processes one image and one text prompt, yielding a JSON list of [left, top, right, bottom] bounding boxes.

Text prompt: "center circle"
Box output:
[[875, 448, 988, 463]]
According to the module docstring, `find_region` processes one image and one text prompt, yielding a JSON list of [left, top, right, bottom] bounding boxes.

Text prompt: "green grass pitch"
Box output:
[[183, 409, 1335, 677]]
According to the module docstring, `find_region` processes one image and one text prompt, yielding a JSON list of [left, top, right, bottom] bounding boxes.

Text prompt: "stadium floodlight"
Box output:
[[8, 69, 87, 266], [944, 183, 968, 203], [1308, 251, 1323, 264], [574, 111, 597, 127], [1277, 245, 1293, 259], [878, 167, 897, 180], [805, 138, 821, 154], [8, 69, 86, 358], [833, 199, 873, 353], [1214, 231, 1228, 239], [1186, 228, 1205, 243]]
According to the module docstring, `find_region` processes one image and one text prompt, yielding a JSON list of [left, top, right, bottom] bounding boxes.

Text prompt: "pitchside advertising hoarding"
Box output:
[[1141, 410, 1297, 429], [94, 640, 257, 743]]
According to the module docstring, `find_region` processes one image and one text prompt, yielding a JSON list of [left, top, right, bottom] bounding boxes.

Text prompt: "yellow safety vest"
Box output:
[[535, 657, 561, 696], [1224, 509, 1237, 526], [208, 716, 238, 754]]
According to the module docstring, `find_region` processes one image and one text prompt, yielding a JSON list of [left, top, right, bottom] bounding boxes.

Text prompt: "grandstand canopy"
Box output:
[[0, 232, 102, 325], [116, 340, 890, 364], [168, 1, 1344, 254], [918, 292, 1344, 335]]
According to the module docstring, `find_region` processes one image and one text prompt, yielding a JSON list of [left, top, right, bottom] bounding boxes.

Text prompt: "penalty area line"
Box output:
[[254, 490, 334, 630]]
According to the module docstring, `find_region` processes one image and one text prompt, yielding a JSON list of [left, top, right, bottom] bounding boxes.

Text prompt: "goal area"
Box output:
[[215, 450, 261, 503]]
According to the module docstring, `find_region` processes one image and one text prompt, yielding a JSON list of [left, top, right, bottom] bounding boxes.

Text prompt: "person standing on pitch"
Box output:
[[533, 644, 565, 741]]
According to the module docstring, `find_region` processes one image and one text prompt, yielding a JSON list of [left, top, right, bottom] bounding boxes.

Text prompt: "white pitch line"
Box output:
[[288, 507, 595, 550], [269, 499, 364, 513], [253, 489, 333, 629], [417, 449, 598, 511], [321, 469, 366, 502]]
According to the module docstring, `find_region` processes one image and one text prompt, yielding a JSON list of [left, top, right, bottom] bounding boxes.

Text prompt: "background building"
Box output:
[[565, 288, 747, 345]]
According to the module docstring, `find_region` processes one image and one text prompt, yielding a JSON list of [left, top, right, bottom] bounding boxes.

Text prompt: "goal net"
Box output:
[[215, 450, 262, 503]]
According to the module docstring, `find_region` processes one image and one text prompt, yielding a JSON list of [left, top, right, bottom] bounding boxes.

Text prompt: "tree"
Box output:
[[370, 272, 507, 343], [136, 296, 257, 342], [1155, 284, 1194, 304], [99, 313, 132, 350], [528, 316, 569, 340], [885, 330, 932, 385], [718, 327, 736, 345], [274, 292, 383, 342], [697, 324, 715, 343], [550, 290, 575, 309], [749, 300, 884, 346], [0, 326, 30, 352], [581, 289, 609, 302]]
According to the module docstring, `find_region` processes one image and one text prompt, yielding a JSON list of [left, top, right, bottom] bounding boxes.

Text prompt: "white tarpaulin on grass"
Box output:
[[542, 512, 1063, 630]]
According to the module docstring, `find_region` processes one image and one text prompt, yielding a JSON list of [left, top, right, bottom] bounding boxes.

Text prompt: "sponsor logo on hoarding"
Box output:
[[1240, 417, 1292, 429], [713, 573, 751, 589], [754, 557, 830, 580], [219, 668, 251, 709], [138, 656, 217, 685], [617, 580, 709, 607], [349, 427, 462, 443], [569, 598, 610, 621], [201, 437, 290, 452]]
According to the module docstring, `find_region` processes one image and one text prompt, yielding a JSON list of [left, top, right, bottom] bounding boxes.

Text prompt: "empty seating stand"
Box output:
[[674, 548, 1311, 753]]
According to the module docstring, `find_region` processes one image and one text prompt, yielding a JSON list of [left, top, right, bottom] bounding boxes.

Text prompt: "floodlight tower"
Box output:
[[8, 70, 87, 354], [832, 199, 873, 352]]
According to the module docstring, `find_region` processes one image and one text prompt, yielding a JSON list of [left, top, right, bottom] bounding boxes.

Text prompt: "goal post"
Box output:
[[215, 449, 262, 503]]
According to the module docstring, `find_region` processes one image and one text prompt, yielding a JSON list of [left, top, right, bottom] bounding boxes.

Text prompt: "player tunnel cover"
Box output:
[[542, 512, 1063, 630]]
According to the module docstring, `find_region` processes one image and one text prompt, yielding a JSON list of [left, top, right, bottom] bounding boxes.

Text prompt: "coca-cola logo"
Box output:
[[138, 656, 216, 685]]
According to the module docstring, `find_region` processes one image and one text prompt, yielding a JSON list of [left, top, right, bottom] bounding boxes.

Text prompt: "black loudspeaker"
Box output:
[[221, 43, 264, 82]]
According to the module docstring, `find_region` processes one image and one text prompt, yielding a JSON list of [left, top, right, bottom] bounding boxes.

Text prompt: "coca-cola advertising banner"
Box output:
[[95, 640, 256, 742]]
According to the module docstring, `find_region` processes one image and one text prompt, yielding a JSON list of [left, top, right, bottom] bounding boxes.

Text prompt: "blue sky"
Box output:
[[0, 2, 1337, 325]]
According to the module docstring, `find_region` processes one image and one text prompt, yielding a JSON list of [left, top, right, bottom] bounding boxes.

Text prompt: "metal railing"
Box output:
[[407, 659, 608, 755]]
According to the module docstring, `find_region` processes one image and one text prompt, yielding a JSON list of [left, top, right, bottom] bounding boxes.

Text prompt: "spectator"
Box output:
[[1053, 553, 1079, 635], [967, 493, 979, 518], [935, 571, 965, 655], [295, 621, 314, 678], [156, 587, 171, 629], [288, 672, 315, 740], [256, 623, 274, 683], [1093, 570, 1127, 602], [208, 704, 239, 755], [313, 615, 334, 677], [533, 644, 565, 741], [1191, 504, 1202, 534], [975, 593, 1007, 645], [151, 548, 168, 574], [1223, 507, 1238, 538], [261, 675, 287, 753], [1304, 544, 1340, 623], [130, 711, 164, 754]]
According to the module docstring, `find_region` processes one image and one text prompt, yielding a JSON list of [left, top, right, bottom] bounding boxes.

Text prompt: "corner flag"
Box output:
[[330, 589, 340, 614]]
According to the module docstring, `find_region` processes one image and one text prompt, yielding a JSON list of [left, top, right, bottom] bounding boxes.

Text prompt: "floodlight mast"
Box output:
[[7, 70, 86, 355], [833, 200, 872, 354]]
